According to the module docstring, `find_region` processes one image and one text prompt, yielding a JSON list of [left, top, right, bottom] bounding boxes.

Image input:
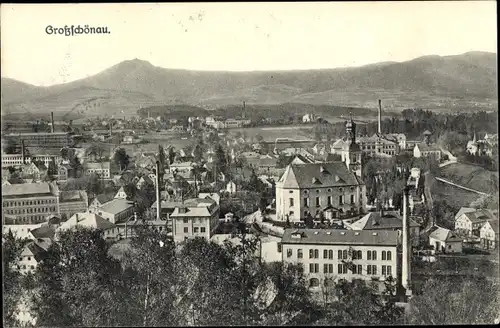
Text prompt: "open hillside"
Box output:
[[1, 51, 497, 118], [439, 163, 499, 195]]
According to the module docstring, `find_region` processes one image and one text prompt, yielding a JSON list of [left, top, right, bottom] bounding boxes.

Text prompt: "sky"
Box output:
[[1, 2, 497, 86]]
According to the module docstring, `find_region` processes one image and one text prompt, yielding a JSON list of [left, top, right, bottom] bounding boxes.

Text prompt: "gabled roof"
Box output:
[[58, 213, 115, 231], [279, 162, 361, 189], [461, 209, 496, 224], [349, 211, 420, 230], [2, 182, 53, 197], [415, 143, 441, 152], [21, 242, 47, 262], [486, 220, 499, 234], [428, 226, 461, 242], [59, 190, 87, 202], [95, 193, 115, 205], [30, 225, 56, 239], [454, 207, 476, 221]]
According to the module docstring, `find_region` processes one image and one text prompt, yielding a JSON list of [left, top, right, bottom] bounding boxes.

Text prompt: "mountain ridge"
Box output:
[[1, 51, 497, 118]]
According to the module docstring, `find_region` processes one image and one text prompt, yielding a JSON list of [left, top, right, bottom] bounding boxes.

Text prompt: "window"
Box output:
[[382, 251, 386, 261], [297, 249, 303, 259], [367, 251, 371, 260], [200, 227, 206, 233], [339, 195, 343, 205], [343, 250, 347, 259], [315, 197, 320, 207], [289, 198, 294, 207], [338, 263, 347, 274], [183, 227, 189, 233], [194, 227, 199, 233], [183, 218, 188, 223], [367, 250, 377, 260], [367, 265, 377, 275], [327, 188, 332, 193], [338, 250, 342, 259], [323, 249, 328, 259], [316, 189, 320, 193], [351, 195, 355, 204], [309, 263, 319, 273], [303, 190, 308, 195], [304, 198, 309, 207], [287, 249, 293, 258], [353, 250, 362, 260], [289, 190, 293, 193], [309, 249, 314, 259], [27, 257, 31, 261], [314, 249, 319, 259], [328, 250, 334, 259], [324, 264, 334, 274], [372, 251, 377, 260], [309, 278, 320, 287]]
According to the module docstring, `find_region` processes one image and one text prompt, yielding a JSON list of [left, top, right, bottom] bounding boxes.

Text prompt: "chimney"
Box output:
[[156, 161, 161, 220], [21, 140, 26, 164], [402, 186, 412, 294], [378, 99, 382, 135], [51, 112, 55, 133]]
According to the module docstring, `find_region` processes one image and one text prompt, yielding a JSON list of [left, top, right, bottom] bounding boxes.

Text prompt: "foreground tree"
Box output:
[[114, 148, 130, 172], [2, 232, 25, 327]]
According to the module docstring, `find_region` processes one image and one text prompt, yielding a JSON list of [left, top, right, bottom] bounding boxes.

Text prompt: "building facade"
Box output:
[[280, 229, 399, 289], [480, 220, 499, 250], [1, 183, 59, 224], [58, 190, 89, 220], [4, 132, 72, 149], [85, 161, 111, 179], [170, 198, 220, 243]]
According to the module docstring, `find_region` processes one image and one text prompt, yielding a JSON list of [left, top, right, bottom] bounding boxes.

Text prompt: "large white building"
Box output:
[[280, 229, 399, 289], [275, 119, 366, 223], [170, 197, 220, 243]]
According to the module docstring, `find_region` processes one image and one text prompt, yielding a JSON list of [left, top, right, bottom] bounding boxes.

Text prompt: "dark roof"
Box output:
[[351, 211, 420, 230], [416, 143, 441, 152], [488, 220, 499, 234], [281, 229, 398, 246], [30, 225, 56, 239], [279, 162, 363, 189], [95, 193, 115, 204], [59, 190, 86, 202]]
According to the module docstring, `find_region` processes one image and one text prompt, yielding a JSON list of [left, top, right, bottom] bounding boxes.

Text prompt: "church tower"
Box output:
[[342, 116, 363, 177]]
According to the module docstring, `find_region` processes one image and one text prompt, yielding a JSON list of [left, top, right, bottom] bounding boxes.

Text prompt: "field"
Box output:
[[439, 163, 498, 194], [227, 125, 315, 141], [431, 180, 482, 209]]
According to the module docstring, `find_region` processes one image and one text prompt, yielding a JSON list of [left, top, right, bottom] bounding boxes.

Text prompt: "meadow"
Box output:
[[439, 163, 498, 194]]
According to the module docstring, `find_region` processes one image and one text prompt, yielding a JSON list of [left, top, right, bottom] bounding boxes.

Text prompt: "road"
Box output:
[[434, 177, 489, 196]]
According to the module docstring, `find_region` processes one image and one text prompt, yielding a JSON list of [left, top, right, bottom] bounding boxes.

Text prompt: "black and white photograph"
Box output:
[[1, 2, 498, 326]]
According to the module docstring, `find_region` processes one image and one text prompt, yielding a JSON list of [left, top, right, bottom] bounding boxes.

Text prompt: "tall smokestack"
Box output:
[[378, 99, 382, 135], [156, 161, 161, 221], [21, 140, 26, 164], [51, 112, 55, 133], [402, 186, 411, 294]]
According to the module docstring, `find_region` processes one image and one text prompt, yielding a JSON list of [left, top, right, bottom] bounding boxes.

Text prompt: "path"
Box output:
[[434, 177, 490, 196]]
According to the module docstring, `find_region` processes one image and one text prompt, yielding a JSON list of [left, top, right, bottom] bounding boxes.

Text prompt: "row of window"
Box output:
[[288, 249, 393, 261], [298, 195, 356, 208], [183, 227, 207, 233], [7, 216, 46, 223], [308, 263, 392, 276], [182, 218, 209, 224], [3, 199, 56, 207], [4, 207, 56, 215], [298, 187, 356, 195]]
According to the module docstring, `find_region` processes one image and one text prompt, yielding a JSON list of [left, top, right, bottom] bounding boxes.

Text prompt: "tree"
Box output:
[[193, 144, 204, 163], [2, 233, 25, 327], [408, 277, 500, 325], [214, 144, 228, 177], [168, 147, 176, 165], [88, 143, 105, 162], [276, 153, 290, 169], [247, 169, 262, 192], [114, 148, 130, 172], [134, 181, 156, 215]]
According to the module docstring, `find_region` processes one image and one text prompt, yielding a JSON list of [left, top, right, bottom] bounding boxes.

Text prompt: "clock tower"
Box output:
[[342, 116, 362, 177]]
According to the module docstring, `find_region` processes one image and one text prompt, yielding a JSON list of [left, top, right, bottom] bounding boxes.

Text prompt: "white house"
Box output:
[[480, 220, 499, 250], [56, 212, 117, 240], [454, 208, 495, 237], [428, 226, 462, 253]]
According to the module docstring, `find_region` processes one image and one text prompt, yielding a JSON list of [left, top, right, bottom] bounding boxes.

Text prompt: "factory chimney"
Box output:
[[378, 99, 382, 135], [50, 112, 55, 133], [156, 161, 161, 221], [402, 186, 412, 296], [21, 140, 26, 164]]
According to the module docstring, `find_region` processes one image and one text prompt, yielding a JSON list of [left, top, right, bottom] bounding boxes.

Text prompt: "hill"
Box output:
[[439, 163, 499, 195], [1, 51, 497, 117]]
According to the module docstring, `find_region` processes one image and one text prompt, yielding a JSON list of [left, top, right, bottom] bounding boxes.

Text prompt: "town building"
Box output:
[[1, 183, 59, 224], [280, 229, 399, 289], [302, 113, 316, 123], [88, 190, 134, 224], [56, 212, 116, 240], [58, 190, 89, 220], [428, 226, 462, 253], [480, 220, 499, 250], [170, 197, 220, 243], [413, 131, 442, 161], [17, 239, 51, 275], [467, 132, 495, 157], [1, 153, 32, 167], [85, 161, 111, 179], [4, 132, 72, 149], [348, 210, 421, 246], [454, 208, 496, 237], [275, 161, 366, 222]]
